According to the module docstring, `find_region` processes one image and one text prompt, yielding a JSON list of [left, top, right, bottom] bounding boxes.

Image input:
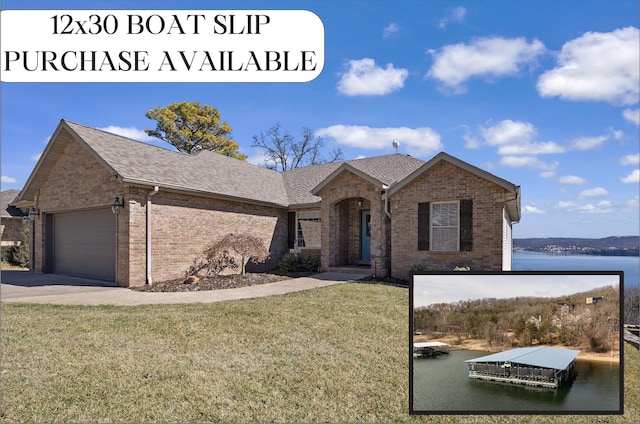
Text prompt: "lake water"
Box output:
[[412, 349, 621, 413], [513, 251, 639, 287]]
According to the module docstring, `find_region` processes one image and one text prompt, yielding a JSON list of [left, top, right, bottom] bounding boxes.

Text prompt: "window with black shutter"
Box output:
[[417, 199, 472, 251]]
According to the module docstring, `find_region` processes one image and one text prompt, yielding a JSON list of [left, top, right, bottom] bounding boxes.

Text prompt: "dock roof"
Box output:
[[465, 346, 580, 371], [413, 342, 449, 348]]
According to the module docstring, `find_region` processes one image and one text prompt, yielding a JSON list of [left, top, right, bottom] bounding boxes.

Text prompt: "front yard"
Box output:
[[1, 283, 638, 423]]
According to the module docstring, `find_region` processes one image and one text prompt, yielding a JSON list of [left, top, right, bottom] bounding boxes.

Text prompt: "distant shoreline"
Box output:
[[514, 249, 639, 257]]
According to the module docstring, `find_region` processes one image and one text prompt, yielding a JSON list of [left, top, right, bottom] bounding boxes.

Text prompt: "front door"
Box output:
[[361, 210, 371, 262]]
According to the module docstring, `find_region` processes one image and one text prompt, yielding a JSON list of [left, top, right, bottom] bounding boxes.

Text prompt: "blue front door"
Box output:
[[361, 210, 371, 261]]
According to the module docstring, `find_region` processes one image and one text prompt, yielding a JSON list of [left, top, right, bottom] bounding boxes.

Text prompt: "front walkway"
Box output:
[[0, 271, 369, 306]]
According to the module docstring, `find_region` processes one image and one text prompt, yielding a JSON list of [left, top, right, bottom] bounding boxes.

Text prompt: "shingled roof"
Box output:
[[1, 190, 26, 218], [14, 119, 520, 222]]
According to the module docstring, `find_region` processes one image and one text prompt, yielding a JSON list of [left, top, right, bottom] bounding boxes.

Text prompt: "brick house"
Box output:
[[13, 120, 520, 286], [1, 190, 27, 246]]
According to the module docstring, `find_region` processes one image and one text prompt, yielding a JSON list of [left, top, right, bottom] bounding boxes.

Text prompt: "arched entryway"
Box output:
[[331, 197, 372, 267]]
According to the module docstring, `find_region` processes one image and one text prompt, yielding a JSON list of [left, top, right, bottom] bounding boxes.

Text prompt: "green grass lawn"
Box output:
[[1, 283, 638, 423]]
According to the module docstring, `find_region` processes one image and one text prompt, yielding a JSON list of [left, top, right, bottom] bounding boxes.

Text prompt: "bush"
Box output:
[[299, 255, 320, 272], [277, 253, 299, 273], [1, 226, 29, 268], [409, 264, 425, 274], [277, 253, 320, 274], [186, 233, 269, 278]]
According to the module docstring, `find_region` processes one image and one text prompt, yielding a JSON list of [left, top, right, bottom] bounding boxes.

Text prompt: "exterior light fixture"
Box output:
[[111, 196, 125, 214], [28, 208, 40, 221], [22, 215, 30, 225], [357, 198, 364, 208]]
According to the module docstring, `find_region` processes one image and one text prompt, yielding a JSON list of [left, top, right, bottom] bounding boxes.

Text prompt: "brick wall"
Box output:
[[132, 190, 289, 286], [390, 161, 509, 279], [315, 170, 388, 276], [32, 136, 120, 275]]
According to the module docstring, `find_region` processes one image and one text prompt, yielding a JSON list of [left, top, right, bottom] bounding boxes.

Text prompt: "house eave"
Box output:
[[122, 179, 290, 209]]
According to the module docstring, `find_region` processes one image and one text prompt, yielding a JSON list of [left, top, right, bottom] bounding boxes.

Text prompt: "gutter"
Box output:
[[146, 186, 159, 285]]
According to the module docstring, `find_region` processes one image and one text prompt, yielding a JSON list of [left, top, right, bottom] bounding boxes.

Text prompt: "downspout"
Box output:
[[146, 186, 159, 285], [383, 184, 391, 219]]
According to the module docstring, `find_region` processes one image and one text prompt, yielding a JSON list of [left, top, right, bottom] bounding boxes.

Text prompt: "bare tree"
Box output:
[[252, 123, 343, 171]]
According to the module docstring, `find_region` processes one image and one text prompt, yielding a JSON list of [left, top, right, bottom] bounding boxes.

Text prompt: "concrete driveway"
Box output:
[[0, 270, 368, 306]]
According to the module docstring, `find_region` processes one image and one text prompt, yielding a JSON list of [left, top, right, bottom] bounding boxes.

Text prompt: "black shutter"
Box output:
[[460, 199, 473, 251], [287, 212, 296, 249], [418, 202, 430, 251]]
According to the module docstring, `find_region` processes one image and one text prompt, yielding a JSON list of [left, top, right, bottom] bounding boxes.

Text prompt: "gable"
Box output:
[[389, 152, 521, 222], [15, 120, 290, 208]]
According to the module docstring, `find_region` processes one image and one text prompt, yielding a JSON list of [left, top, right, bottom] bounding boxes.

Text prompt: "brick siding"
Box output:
[[390, 161, 509, 279]]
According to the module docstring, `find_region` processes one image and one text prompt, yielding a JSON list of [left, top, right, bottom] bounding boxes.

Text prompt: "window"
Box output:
[[431, 201, 459, 251], [297, 211, 321, 248], [418, 200, 472, 252]]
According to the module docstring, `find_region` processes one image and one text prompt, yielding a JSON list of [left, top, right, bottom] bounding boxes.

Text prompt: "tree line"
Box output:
[[414, 285, 623, 353]]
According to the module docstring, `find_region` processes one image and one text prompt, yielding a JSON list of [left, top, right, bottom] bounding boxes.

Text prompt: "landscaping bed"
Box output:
[[129, 271, 314, 292]]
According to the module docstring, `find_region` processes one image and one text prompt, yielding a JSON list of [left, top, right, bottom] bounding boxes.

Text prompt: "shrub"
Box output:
[[278, 253, 299, 273], [409, 264, 425, 274], [277, 253, 320, 274], [299, 254, 320, 272], [204, 233, 269, 276]]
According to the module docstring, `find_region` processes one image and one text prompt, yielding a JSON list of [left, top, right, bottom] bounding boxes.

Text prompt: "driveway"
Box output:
[[0, 270, 368, 306]]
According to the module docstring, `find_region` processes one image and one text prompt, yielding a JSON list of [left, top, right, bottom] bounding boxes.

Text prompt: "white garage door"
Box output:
[[53, 209, 116, 281]]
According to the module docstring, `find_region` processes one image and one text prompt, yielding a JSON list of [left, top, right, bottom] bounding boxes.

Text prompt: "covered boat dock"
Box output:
[[465, 346, 580, 388]]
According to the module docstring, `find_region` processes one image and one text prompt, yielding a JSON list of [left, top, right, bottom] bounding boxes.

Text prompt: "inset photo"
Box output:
[[409, 271, 623, 415]]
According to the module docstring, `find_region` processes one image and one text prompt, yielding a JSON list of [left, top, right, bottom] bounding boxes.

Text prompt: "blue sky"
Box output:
[[413, 273, 620, 307], [1, 0, 638, 238]]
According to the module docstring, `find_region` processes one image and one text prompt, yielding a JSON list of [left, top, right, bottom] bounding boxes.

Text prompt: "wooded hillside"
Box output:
[[414, 285, 619, 353]]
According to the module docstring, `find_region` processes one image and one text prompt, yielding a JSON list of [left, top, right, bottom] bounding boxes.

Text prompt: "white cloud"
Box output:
[[479, 120, 565, 155], [556, 201, 577, 208], [623, 108, 640, 125], [30, 153, 42, 161], [577, 200, 614, 214], [438, 6, 467, 29], [524, 205, 546, 215], [569, 135, 609, 151], [625, 195, 639, 210], [621, 169, 640, 183], [1, 176, 17, 184], [558, 175, 586, 185], [315, 124, 442, 157], [481, 120, 536, 146], [620, 153, 640, 165], [579, 187, 609, 199], [427, 36, 545, 94], [383, 22, 400, 38], [99, 125, 155, 142], [499, 156, 559, 175], [337, 58, 408, 96], [497, 141, 564, 155], [537, 26, 640, 105]]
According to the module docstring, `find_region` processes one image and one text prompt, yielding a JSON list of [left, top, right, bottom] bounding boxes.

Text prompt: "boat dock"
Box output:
[[413, 341, 450, 358], [465, 346, 580, 389]]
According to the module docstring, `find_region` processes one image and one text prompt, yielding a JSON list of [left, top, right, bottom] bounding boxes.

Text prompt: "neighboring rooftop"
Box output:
[[465, 346, 581, 371], [1, 190, 26, 218]]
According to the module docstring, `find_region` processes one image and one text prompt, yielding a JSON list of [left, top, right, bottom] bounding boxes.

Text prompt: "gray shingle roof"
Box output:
[[15, 120, 519, 219], [1, 190, 25, 218], [283, 154, 425, 205], [65, 121, 427, 208], [65, 121, 290, 206]]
